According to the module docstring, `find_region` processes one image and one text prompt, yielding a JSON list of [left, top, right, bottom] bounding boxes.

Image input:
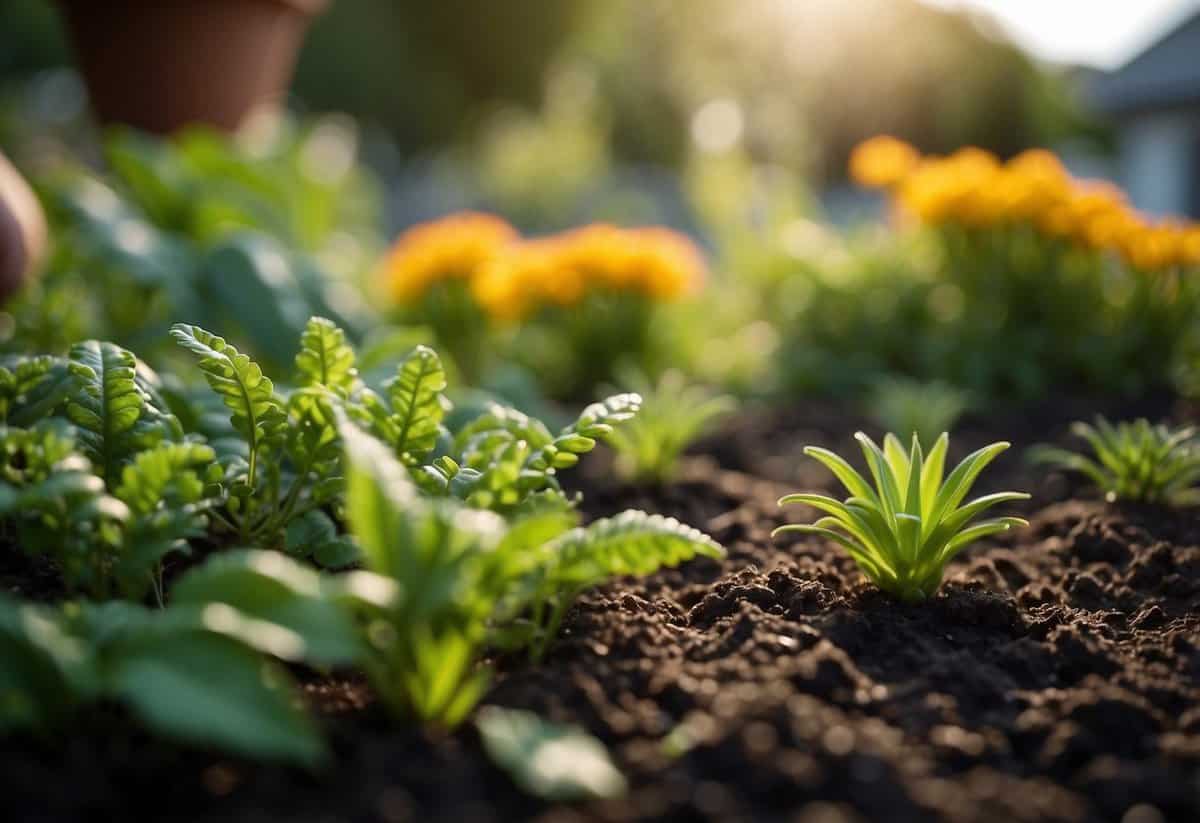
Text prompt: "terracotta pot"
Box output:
[[0, 151, 47, 302], [56, 0, 329, 135]]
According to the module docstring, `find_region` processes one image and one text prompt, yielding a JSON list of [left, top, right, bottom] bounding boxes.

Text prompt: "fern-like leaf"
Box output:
[[294, 316, 358, 397], [545, 510, 723, 588], [113, 441, 217, 516], [170, 324, 286, 486], [110, 440, 217, 597], [0, 355, 57, 424], [527, 393, 642, 474], [515, 509, 722, 660], [5, 356, 94, 428], [354, 345, 447, 466], [65, 341, 181, 482]]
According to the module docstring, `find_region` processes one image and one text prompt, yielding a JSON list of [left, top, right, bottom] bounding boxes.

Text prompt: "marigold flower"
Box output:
[[1181, 228, 1200, 267], [379, 212, 518, 304], [849, 136, 921, 189]]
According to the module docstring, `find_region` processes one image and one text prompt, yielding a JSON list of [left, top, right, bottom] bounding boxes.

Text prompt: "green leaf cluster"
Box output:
[[866, 376, 972, 447], [0, 339, 216, 599], [340, 418, 723, 725], [0, 317, 722, 765], [775, 432, 1028, 602], [1031, 417, 1200, 505], [170, 319, 350, 552], [605, 369, 735, 483], [0, 547, 363, 766]]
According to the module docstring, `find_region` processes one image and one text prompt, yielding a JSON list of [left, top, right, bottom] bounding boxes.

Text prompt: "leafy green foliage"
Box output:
[[513, 510, 723, 659], [605, 369, 734, 483], [65, 340, 184, 482], [170, 549, 363, 665], [0, 585, 324, 765], [774, 432, 1028, 602], [1031, 417, 1200, 505], [867, 376, 971, 447], [341, 417, 505, 725], [0, 592, 97, 731], [476, 706, 627, 801], [294, 316, 359, 397], [170, 324, 287, 490], [1, 354, 93, 428], [352, 344, 447, 466], [171, 320, 351, 550], [441, 392, 642, 513], [110, 440, 218, 601], [340, 418, 723, 725], [10, 123, 378, 367], [284, 509, 360, 569], [0, 423, 130, 597], [0, 355, 63, 424]]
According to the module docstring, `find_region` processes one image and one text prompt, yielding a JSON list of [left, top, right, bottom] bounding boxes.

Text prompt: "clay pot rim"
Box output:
[[56, 0, 330, 17]]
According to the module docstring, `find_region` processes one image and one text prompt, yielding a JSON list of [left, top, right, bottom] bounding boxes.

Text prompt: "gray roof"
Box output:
[[1092, 10, 1200, 115]]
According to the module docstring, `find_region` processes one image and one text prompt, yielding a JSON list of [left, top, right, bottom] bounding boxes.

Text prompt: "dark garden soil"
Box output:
[[4, 395, 1200, 823]]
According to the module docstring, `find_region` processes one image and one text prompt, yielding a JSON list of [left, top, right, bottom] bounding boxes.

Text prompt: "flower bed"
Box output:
[[2, 125, 1199, 823], [3, 394, 1198, 822]]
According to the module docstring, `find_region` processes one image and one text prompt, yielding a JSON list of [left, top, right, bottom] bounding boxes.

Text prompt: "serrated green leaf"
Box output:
[[170, 324, 286, 487], [66, 341, 183, 481], [382, 345, 447, 465], [294, 316, 357, 396], [546, 510, 723, 589]]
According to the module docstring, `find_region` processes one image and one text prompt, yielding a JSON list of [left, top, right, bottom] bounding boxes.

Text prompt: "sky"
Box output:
[[922, 0, 1200, 68]]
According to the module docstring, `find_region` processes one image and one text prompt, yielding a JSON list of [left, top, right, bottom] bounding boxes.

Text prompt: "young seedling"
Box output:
[[867, 376, 971, 446], [339, 418, 722, 726], [774, 432, 1028, 602], [605, 369, 735, 484], [1031, 417, 1200, 505]]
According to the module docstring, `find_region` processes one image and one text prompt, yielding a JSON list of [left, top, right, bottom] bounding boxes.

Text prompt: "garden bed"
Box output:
[[5, 398, 1198, 823]]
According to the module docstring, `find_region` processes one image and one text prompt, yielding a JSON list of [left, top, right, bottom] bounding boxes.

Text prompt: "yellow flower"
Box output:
[[996, 150, 1071, 224], [1181, 227, 1200, 267], [849, 136, 921, 189], [896, 148, 1000, 226], [626, 227, 708, 299], [467, 221, 706, 322], [378, 212, 518, 304], [1120, 221, 1187, 271]]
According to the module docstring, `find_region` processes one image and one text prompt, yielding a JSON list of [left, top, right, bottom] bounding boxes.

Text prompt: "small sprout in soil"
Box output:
[[867, 376, 972, 446], [605, 368, 735, 484], [1031, 416, 1200, 505], [774, 432, 1028, 602]]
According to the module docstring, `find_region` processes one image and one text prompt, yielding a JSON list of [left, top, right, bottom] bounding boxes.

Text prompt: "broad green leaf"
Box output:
[[476, 706, 627, 801], [170, 549, 362, 665], [0, 595, 96, 731], [109, 630, 323, 766]]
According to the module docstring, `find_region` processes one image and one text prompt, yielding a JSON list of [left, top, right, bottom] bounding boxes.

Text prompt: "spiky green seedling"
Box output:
[[1031, 417, 1200, 505], [773, 432, 1028, 602]]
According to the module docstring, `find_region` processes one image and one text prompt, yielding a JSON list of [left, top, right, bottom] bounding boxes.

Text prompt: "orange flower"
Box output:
[[1181, 227, 1200, 267], [378, 212, 518, 304], [849, 136, 921, 189], [471, 223, 706, 322]]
